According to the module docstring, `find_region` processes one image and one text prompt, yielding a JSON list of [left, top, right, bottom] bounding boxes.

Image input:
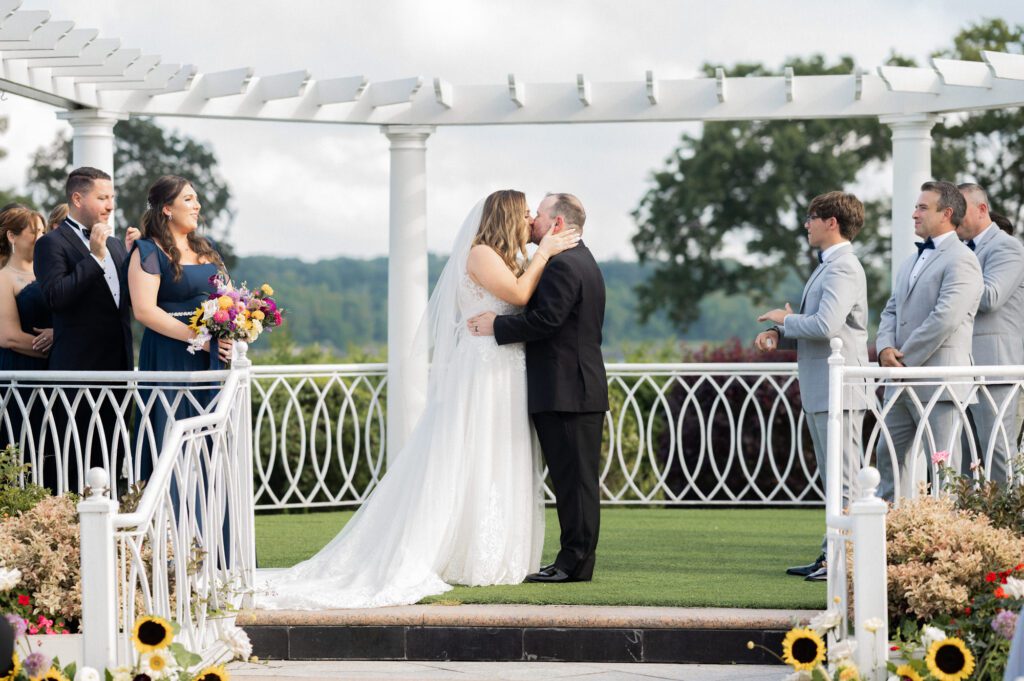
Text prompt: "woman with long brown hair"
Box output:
[[126, 175, 232, 481], [259, 190, 579, 609], [0, 206, 52, 369]]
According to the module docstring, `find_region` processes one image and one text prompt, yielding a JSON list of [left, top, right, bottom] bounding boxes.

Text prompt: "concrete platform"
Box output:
[[238, 605, 816, 664]]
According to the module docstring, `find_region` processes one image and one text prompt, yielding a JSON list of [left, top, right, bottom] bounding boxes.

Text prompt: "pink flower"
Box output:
[[265, 299, 277, 313], [931, 450, 951, 466], [213, 310, 229, 323], [273, 311, 282, 325]]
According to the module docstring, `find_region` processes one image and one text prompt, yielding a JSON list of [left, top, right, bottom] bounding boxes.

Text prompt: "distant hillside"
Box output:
[[232, 254, 806, 355]]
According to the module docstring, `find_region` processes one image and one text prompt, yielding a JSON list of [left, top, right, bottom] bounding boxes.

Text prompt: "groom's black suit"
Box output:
[[33, 219, 133, 492], [494, 241, 608, 580]]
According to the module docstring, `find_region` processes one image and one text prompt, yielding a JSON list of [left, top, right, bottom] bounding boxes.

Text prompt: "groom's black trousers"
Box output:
[[532, 410, 605, 579]]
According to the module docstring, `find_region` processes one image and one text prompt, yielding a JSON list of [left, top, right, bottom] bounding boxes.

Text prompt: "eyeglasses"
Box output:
[[804, 214, 821, 223]]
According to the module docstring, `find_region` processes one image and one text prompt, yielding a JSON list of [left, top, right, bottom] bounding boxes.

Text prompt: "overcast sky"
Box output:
[[3, 0, 1024, 261]]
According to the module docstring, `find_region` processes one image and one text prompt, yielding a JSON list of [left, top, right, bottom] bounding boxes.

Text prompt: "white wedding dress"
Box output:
[[256, 202, 545, 610]]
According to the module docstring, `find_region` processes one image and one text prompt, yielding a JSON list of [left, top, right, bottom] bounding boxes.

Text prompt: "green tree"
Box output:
[[931, 19, 1024, 226], [631, 56, 897, 332], [26, 117, 236, 266]]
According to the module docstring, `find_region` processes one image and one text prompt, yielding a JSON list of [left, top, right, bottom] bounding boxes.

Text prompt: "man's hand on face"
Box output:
[[878, 347, 905, 368], [467, 312, 497, 337], [89, 223, 112, 259]]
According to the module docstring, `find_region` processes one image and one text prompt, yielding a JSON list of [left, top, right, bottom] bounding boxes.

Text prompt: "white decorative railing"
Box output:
[[77, 346, 255, 669], [1, 369, 227, 494], [248, 362, 819, 509], [825, 339, 1024, 679]]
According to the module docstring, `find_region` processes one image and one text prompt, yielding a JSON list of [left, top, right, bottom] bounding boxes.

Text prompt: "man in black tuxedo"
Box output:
[[469, 193, 609, 582], [33, 167, 133, 491]]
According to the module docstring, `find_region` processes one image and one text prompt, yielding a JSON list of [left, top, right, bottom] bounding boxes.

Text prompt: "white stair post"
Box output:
[[77, 467, 119, 669], [851, 466, 889, 680]]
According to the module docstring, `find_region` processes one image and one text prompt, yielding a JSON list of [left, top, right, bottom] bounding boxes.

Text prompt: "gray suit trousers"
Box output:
[[875, 396, 965, 501], [962, 384, 1023, 484]]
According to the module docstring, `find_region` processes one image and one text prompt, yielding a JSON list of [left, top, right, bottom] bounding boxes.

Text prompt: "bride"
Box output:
[[257, 190, 580, 609]]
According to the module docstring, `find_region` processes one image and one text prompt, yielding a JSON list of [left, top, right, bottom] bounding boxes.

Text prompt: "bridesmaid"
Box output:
[[0, 207, 53, 466], [127, 175, 231, 482]]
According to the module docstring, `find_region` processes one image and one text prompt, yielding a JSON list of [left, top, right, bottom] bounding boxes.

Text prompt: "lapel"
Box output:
[[972, 228, 999, 264], [58, 220, 91, 259], [905, 235, 954, 299], [800, 244, 850, 312]]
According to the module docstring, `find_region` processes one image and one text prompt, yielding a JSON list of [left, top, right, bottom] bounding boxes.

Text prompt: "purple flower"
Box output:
[[24, 651, 51, 677], [993, 610, 1019, 639], [265, 299, 277, 313], [5, 613, 26, 637]]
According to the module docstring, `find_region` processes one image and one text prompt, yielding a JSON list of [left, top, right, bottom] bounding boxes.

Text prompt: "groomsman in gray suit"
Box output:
[[875, 181, 983, 501], [755, 191, 871, 582], [956, 183, 1024, 483]]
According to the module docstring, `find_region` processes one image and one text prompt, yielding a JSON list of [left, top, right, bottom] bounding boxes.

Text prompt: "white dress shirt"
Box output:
[[819, 240, 851, 264], [968, 223, 996, 250], [66, 216, 120, 306], [910, 230, 956, 282]]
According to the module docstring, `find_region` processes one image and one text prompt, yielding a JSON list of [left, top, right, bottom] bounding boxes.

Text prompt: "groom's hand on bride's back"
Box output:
[[468, 312, 496, 336]]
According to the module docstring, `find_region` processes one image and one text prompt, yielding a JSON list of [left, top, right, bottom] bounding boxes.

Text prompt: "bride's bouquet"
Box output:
[[187, 272, 284, 355]]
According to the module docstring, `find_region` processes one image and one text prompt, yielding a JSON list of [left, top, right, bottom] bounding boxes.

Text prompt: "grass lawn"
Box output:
[[255, 507, 827, 610]]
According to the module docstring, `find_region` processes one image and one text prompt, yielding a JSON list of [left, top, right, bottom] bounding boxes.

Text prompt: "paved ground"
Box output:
[[227, 660, 786, 680]]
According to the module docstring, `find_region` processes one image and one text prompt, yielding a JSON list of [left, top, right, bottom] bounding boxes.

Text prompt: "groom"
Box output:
[[469, 192, 608, 583]]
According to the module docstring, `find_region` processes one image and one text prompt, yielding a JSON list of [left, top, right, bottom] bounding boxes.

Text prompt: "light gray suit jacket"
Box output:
[[778, 244, 871, 413], [876, 234, 983, 401], [971, 227, 1024, 366]]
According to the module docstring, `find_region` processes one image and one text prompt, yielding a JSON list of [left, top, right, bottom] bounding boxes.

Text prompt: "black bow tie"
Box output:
[[966, 239, 976, 251], [817, 251, 823, 264], [915, 238, 935, 255], [80, 225, 91, 238]]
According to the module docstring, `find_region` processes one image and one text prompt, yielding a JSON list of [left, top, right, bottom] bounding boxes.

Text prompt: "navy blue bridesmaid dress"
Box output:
[[0, 281, 51, 459]]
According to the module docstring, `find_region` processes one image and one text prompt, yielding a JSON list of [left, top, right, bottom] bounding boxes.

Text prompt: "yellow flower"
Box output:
[[260, 284, 273, 295], [925, 637, 974, 681], [895, 664, 924, 681], [837, 664, 860, 680], [131, 615, 174, 652], [194, 664, 230, 681], [252, 310, 265, 321], [781, 627, 826, 671], [39, 668, 70, 681], [142, 650, 174, 676], [217, 295, 233, 309], [0, 653, 21, 681]]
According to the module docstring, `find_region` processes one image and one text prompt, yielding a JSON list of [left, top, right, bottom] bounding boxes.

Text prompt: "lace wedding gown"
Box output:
[[256, 273, 545, 609]]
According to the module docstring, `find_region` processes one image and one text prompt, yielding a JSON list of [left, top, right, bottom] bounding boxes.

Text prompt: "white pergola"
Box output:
[[4, 1, 1024, 452]]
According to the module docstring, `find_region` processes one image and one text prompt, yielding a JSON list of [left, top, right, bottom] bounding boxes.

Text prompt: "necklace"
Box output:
[[5, 265, 34, 284]]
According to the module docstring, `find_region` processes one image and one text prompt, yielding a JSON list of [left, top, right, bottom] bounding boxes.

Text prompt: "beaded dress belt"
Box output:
[[168, 311, 194, 317]]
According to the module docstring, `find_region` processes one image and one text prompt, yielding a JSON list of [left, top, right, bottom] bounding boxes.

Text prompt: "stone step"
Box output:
[[238, 605, 817, 664]]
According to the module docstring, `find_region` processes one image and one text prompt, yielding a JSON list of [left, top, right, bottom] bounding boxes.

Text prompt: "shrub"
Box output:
[[0, 445, 49, 516]]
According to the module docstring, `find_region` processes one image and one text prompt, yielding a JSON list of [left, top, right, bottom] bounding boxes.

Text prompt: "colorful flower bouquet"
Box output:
[[187, 273, 284, 361]]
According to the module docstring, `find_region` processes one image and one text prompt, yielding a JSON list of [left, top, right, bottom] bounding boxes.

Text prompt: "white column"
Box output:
[[381, 125, 435, 463], [850, 466, 889, 680], [56, 109, 128, 176], [77, 468, 119, 670], [880, 114, 940, 286]]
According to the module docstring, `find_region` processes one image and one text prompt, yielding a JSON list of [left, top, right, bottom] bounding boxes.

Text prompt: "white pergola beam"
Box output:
[[0, 1, 22, 20], [197, 66, 252, 98], [508, 73, 524, 107], [433, 77, 452, 108], [983, 50, 1024, 80], [784, 66, 795, 101], [25, 37, 118, 67], [0, 17, 70, 49], [313, 75, 366, 104], [367, 76, 421, 107], [49, 48, 139, 77], [715, 68, 726, 103], [646, 70, 658, 105], [252, 69, 308, 102], [577, 73, 591, 106], [94, 61, 178, 90], [0, 9, 47, 41], [932, 57, 994, 88], [877, 65, 941, 94], [83, 54, 159, 84], [2, 27, 95, 59]]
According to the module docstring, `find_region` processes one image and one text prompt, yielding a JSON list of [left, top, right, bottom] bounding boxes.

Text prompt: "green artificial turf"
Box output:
[[255, 507, 827, 609]]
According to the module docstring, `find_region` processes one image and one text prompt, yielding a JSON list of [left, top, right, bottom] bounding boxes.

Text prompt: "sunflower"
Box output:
[[0, 653, 21, 681], [194, 665, 230, 681], [894, 664, 923, 681], [132, 615, 174, 652], [39, 668, 70, 681], [925, 636, 975, 681], [781, 627, 826, 671]]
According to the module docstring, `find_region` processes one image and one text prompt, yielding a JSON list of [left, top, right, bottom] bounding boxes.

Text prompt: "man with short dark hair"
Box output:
[[874, 180, 982, 500], [33, 167, 133, 491], [956, 183, 1024, 483], [755, 191, 870, 581], [467, 192, 608, 583]]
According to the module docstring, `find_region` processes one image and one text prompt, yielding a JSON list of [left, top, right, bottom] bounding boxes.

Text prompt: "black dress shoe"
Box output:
[[524, 566, 573, 583], [786, 553, 825, 577], [804, 565, 828, 582]]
